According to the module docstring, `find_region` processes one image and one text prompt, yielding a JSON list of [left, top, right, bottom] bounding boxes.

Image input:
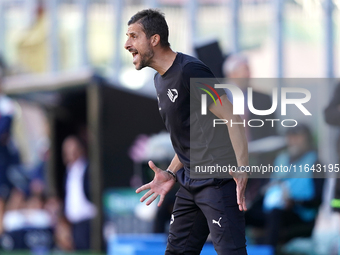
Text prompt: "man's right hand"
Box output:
[[136, 161, 176, 207]]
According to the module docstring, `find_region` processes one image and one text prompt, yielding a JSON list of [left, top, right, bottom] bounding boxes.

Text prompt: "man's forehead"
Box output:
[[127, 23, 144, 34]]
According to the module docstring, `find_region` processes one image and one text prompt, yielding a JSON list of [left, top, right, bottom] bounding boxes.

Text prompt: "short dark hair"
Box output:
[[128, 9, 170, 48]]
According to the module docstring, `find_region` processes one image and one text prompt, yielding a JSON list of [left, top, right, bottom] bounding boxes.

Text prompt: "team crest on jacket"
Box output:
[[167, 89, 178, 103]]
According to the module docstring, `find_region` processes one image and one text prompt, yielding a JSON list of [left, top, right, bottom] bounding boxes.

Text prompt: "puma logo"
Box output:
[[170, 214, 174, 225], [212, 217, 222, 228]]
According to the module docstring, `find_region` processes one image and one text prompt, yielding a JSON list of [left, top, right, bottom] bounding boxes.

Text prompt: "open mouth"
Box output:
[[131, 51, 139, 62]]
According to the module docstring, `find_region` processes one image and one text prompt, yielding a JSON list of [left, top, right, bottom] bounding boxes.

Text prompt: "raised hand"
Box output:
[[136, 161, 176, 207]]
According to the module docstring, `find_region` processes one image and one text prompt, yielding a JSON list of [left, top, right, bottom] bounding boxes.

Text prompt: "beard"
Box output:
[[135, 47, 154, 70]]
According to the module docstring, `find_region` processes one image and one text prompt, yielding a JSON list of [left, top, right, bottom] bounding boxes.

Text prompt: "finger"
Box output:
[[238, 194, 246, 211], [236, 189, 241, 205], [158, 194, 165, 207], [236, 176, 248, 211], [236, 185, 242, 205], [236, 186, 246, 211], [136, 183, 151, 193], [236, 191, 242, 211], [242, 199, 247, 211], [148, 161, 161, 173], [146, 193, 159, 206], [140, 190, 154, 202], [237, 196, 245, 211]]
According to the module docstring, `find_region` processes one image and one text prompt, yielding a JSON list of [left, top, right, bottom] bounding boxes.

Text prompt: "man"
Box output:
[[0, 56, 15, 235], [324, 83, 340, 212], [125, 9, 248, 255], [223, 54, 277, 218], [62, 136, 96, 250], [262, 124, 323, 248], [222, 54, 277, 142]]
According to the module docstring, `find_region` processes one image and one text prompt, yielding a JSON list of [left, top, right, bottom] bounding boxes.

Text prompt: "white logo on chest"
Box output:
[[157, 94, 161, 110], [167, 89, 178, 103]]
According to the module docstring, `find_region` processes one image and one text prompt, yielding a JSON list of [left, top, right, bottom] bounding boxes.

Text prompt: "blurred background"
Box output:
[[0, 0, 339, 254]]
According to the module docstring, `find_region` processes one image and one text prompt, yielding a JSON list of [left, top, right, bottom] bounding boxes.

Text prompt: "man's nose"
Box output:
[[124, 38, 131, 50]]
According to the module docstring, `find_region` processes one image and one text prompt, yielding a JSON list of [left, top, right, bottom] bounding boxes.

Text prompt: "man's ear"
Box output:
[[151, 34, 161, 47]]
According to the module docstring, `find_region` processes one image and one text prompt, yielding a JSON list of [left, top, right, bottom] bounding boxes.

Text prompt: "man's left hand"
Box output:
[[229, 171, 248, 211]]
